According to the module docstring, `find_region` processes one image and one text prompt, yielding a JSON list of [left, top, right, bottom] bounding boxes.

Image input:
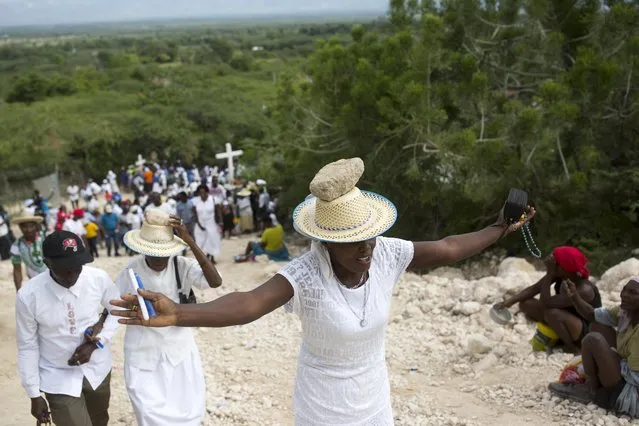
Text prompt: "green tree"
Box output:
[[5, 73, 50, 104]]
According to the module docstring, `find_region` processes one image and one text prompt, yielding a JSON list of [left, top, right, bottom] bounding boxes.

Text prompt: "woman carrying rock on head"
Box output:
[[111, 158, 535, 425]]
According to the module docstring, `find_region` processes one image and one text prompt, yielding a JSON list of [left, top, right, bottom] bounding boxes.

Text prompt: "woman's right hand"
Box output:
[[110, 290, 179, 327], [494, 299, 513, 310]]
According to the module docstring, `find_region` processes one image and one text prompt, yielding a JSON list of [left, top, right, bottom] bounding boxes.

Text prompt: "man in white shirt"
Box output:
[[106, 170, 119, 194], [80, 185, 92, 204], [16, 230, 120, 426], [209, 175, 226, 205], [67, 185, 80, 209], [10, 212, 48, 292], [87, 197, 100, 214], [89, 181, 102, 199], [101, 180, 112, 196]]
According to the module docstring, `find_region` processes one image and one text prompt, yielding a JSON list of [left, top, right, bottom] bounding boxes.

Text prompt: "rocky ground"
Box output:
[[0, 235, 637, 426]]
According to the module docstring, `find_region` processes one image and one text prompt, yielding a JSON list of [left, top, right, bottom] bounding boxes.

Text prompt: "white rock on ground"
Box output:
[[598, 258, 639, 293], [0, 237, 635, 425]]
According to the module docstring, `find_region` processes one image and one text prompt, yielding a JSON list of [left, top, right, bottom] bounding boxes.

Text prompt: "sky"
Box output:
[[0, 0, 389, 27]]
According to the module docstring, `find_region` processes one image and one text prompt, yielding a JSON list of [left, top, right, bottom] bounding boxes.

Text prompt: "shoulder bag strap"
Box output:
[[173, 256, 182, 292]]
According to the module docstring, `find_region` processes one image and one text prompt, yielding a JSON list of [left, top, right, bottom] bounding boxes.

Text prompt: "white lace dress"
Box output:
[[278, 237, 414, 426]]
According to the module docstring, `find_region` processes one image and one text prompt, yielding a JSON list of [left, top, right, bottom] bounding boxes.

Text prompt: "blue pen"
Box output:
[[85, 328, 104, 349], [134, 272, 157, 317]]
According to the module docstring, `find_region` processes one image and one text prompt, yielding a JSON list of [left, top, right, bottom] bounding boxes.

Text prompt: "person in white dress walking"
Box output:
[[67, 184, 80, 209], [191, 184, 222, 264], [111, 158, 536, 425], [116, 209, 222, 426]]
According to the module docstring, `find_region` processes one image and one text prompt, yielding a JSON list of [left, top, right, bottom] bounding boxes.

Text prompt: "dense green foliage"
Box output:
[[1, 4, 637, 272], [268, 1, 639, 272], [0, 21, 367, 182]]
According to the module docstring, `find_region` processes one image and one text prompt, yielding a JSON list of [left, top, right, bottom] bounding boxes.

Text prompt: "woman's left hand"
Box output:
[[496, 205, 536, 235], [169, 216, 191, 241]]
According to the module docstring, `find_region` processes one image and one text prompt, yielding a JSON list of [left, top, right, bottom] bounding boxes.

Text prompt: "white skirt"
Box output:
[[125, 350, 206, 426], [193, 222, 221, 257]]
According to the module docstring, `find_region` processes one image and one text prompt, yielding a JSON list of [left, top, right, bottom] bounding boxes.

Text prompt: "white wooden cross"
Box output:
[[135, 154, 146, 167], [215, 143, 243, 183]]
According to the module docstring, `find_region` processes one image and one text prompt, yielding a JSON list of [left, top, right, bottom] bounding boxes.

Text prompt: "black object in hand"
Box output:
[[503, 188, 528, 225]]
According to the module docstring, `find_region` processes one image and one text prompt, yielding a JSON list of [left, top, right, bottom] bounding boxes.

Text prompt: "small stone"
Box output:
[[475, 353, 498, 371], [466, 334, 492, 355], [403, 304, 422, 319], [455, 301, 482, 316]]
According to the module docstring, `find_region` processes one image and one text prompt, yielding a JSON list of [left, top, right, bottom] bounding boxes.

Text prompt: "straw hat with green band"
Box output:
[[292, 158, 398, 243]]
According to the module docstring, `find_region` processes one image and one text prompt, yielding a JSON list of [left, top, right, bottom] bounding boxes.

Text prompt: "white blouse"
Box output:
[[278, 237, 414, 425]]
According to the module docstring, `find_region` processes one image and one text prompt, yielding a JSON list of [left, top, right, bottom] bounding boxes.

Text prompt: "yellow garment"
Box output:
[[85, 222, 99, 239], [607, 306, 639, 370], [261, 224, 284, 252]]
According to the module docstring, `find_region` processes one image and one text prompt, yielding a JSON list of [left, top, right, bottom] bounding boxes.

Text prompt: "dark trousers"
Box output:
[[45, 373, 111, 426], [0, 234, 11, 260], [104, 230, 119, 256], [87, 237, 99, 258]]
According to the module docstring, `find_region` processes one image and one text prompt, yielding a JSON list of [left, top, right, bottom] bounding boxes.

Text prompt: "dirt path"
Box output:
[[0, 236, 624, 425]]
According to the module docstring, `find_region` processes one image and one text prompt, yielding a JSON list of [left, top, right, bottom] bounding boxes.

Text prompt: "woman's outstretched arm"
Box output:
[[409, 207, 536, 270], [111, 274, 294, 328]]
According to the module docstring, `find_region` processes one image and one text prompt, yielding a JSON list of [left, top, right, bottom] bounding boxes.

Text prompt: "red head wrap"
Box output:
[[72, 209, 84, 219], [552, 246, 589, 279]]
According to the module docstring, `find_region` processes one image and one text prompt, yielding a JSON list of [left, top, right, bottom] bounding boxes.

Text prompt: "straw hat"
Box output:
[[123, 208, 187, 257], [292, 158, 397, 243], [13, 211, 44, 225]]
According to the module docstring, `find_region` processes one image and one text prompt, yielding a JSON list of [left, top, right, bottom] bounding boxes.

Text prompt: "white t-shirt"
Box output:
[[62, 219, 86, 238], [90, 182, 101, 195], [112, 204, 123, 216], [67, 185, 79, 201], [278, 237, 414, 426], [88, 198, 100, 213], [0, 215, 8, 237], [126, 213, 141, 230], [81, 187, 92, 198], [259, 191, 270, 209]]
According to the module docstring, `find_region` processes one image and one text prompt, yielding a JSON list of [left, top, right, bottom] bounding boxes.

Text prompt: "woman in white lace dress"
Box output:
[[112, 158, 535, 425], [191, 184, 222, 263]]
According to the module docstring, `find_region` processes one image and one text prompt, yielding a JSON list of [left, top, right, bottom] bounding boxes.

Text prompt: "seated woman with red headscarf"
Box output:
[[496, 246, 601, 354]]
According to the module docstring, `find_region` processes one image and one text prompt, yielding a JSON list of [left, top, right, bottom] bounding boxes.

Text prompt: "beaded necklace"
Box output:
[[521, 221, 542, 258]]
